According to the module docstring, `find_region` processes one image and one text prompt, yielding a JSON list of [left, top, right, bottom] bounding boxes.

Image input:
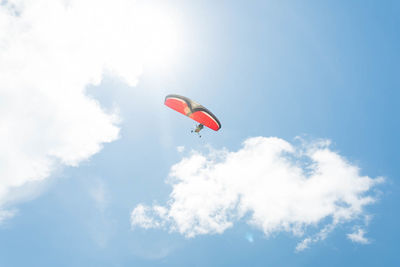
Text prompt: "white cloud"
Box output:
[[347, 228, 370, 244], [0, 0, 179, 218], [131, 137, 383, 250], [295, 223, 335, 251], [130, 204, 168, 230]]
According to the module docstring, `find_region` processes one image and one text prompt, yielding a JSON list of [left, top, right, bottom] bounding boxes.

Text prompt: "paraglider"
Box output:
[[164, 94, 221, 137]]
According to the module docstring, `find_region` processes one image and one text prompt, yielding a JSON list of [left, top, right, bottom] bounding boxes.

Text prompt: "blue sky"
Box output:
[[0, 0, 399, 266]]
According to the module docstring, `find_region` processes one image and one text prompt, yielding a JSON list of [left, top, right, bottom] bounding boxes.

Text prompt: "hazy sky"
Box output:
[[0, 0, 399, 266]]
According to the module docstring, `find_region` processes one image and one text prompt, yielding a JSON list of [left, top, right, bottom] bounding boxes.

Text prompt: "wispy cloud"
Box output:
[[0, 209, 17, 224], [131, 137, 383, 251], [0, 0, 178, 218], [131, 204, 168, 230], [295, 223, 335, 251], [347, 228, 370, 244]]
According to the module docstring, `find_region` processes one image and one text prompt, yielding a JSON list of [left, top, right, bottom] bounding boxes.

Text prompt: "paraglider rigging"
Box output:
[[191, 123, 204, 137]]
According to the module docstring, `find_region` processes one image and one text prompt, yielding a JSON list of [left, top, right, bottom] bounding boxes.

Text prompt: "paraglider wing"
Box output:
[[164, 94, 221, 131]]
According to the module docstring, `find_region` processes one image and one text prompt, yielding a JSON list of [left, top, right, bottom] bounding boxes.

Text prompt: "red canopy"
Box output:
[[164, 94, 221, 131]]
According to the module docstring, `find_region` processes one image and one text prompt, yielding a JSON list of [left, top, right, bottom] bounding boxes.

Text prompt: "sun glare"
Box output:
[[135, 3, 181, 69]]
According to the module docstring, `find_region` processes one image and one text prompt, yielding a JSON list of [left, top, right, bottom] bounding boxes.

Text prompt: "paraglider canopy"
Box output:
[[164, 94, 221, 131]]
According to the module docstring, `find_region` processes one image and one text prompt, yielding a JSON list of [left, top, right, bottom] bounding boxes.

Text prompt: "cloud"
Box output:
[[131, 137, 383, 250], [347, 228, 370, 244], [0, 209, 17, 224], [0, 0, 178, 218], [295, 223, 335, 251], [130, 204, 168, 230]]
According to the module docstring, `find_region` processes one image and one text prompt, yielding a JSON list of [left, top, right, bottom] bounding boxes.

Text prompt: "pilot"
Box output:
[[191, 123, 204, 137]]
